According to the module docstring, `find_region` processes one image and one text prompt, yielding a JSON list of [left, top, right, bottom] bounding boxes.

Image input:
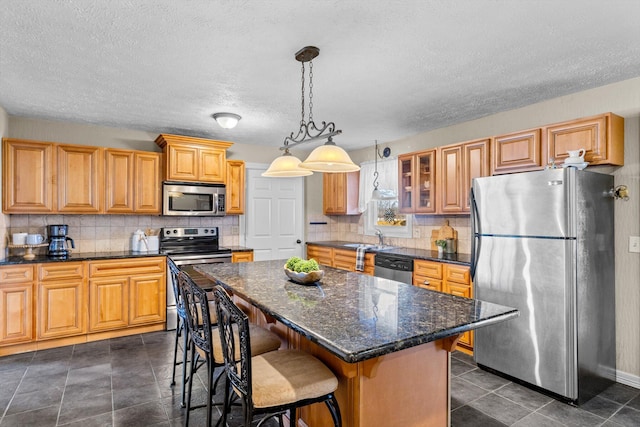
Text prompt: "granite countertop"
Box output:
[[192, 260, 517, 363], [306, 240, 471, 266], [0, 247, 254, 266], [0, 250, 166, 266]]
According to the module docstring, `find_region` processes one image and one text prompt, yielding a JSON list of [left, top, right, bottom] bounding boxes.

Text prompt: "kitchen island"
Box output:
[[191, 260, 518, 427]]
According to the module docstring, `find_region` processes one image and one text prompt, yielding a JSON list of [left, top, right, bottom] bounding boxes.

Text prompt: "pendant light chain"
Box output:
[[300, 61, 306, 127], [308, 59, 314, 124], [373, 140, 380, 190]]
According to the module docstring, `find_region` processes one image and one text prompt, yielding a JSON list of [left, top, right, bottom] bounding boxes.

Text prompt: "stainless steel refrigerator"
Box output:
[[470, 168, 616, 404]]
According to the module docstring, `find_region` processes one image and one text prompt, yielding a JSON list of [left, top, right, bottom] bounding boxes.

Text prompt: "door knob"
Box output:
[[296, 239, 302, 244]]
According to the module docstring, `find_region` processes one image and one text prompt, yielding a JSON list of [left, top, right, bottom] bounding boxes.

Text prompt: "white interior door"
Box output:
[[241, 165, 305, 261]]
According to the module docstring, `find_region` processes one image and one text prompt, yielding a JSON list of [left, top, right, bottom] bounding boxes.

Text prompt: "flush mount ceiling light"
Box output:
[[263, 46, 360, 177], [212, 112, 241, 129]]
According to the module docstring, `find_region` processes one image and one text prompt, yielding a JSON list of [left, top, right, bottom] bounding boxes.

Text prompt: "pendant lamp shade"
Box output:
[[299, 139, 360, 173], [262, 152, 313, 177]]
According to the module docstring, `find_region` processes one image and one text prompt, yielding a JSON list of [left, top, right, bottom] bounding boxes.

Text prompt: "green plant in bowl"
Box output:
[[284, 257, 323, 284]]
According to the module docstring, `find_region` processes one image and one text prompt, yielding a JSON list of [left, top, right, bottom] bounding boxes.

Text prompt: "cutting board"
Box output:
[[430, 220, 458, 250]]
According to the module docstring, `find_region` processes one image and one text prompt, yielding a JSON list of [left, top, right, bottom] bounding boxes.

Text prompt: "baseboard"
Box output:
[[617, 369, 640, 390]]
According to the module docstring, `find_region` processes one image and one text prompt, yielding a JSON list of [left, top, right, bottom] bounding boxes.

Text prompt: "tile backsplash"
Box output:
[[306, 214, 471, 254], [5, 214, 240, 258]]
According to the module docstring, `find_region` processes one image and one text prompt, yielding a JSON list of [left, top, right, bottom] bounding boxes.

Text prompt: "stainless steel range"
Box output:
[[160, 226, 232, 330]]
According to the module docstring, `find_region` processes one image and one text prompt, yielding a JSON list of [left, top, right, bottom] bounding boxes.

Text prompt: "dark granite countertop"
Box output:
[[306, 240, 471, 266], [192, 260, 517, 363], [0, 251, 165, 266]]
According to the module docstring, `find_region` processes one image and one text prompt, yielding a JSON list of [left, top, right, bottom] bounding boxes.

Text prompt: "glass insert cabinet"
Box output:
[[398, 150, 436, 214]]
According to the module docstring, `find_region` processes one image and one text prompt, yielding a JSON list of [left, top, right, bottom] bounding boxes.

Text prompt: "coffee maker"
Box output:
[[48, 224, 75, 258]]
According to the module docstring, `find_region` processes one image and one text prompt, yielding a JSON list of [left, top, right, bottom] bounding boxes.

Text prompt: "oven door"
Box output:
[[166, 253, 232, 330]]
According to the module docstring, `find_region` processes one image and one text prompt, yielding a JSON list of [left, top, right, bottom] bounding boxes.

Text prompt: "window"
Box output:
[[359, 158, 412, 238]]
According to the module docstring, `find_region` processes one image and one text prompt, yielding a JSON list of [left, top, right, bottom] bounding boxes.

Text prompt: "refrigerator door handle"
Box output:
[[470, 187, 481, 281]]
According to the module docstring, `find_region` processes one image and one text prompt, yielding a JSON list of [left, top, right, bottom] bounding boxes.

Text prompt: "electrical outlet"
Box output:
[[630, 236, 640, 253], [413, 228, 420, 238]]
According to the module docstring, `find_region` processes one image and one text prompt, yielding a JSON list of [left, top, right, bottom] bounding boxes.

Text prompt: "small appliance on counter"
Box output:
[[47, 224, 75, 259]]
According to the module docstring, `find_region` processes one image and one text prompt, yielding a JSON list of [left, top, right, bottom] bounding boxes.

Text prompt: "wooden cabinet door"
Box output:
[[332, 248, 356, 271], [2, 139, 55, 213], [57, 144, 102, 213], [492, 129, 542, 175], [232, 251, 254, 263], [399, 151, 436, 214], [438, 145, 463, 213], [199, 147, 226, 182], [105, 149, 135, 213], [462, 139, 490, 212], [37, 279, 87, 339], [0, 283, 34, 345], [129, 274, 166, 325], [0, 266, 35, 346], [167, 144, 199, 182], [544, 113, 624, 166], [323, 172, 359, 215], [89, 277, 129, 331], [226, 160, 245, 214], [323, 173, 345, 214], [134, 152, 161, 213]]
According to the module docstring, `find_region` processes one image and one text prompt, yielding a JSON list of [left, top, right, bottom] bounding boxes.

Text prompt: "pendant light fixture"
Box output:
[[262, 46, 359, 177], [371, 140, 396, 200]]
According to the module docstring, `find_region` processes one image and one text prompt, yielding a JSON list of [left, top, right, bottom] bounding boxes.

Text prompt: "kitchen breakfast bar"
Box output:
[[187, 260, 518, 427]]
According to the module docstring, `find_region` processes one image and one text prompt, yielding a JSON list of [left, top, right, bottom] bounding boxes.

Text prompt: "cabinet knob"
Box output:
[[423, 280, 430, 285]]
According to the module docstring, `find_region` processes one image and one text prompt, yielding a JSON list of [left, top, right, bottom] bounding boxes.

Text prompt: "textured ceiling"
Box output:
[[1, 1, 640, 151]]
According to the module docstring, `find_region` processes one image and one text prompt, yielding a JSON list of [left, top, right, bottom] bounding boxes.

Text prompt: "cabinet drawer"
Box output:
[[39, 262, 85, 281], [414, 260, 442, 279], [413, 276, 443, 292], [306, 246, 333, 267], [89, 257, 165, 277], [333, 249, 356, 270], [0, 265, 35, 284], [445, 265, 470, 285]]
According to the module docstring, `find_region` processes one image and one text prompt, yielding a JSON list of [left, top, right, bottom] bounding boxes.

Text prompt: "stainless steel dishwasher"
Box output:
[[373, 253, 413, 284]]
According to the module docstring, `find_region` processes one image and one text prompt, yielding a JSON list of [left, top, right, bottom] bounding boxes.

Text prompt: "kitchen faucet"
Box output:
[[375, 229, 384, 246]]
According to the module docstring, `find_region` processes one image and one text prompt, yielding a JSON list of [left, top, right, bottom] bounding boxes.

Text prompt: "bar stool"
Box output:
[[213, 286, 342, 427], [168, 257, 190, 407], [178, 271, 281, 427]]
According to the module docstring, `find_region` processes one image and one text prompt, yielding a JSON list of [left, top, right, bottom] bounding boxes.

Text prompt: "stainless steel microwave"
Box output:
[[162, 182, 226, 216]]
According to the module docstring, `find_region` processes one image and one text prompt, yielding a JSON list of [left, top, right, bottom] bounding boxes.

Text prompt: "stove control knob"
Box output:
[[173, 229, 177, 234], [204, 229, 208, 233], [165, 230, 171, 235]]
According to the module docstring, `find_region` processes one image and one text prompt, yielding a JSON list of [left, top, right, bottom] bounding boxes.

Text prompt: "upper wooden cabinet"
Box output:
[[226, 159, 245, 215], [323, 172, 359, 215], [543, 112, 624, 166], [398, 150, 436, 214], [2, 139, 56, 213], [492, 128, 542, 175], [105, 149, 161, 214], [438, 138, 490, 213], [57, 144, 103, 213], [155, 134, 233, 183]]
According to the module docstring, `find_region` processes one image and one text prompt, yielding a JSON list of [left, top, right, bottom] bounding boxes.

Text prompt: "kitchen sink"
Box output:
[[342, 243, 397, 251]]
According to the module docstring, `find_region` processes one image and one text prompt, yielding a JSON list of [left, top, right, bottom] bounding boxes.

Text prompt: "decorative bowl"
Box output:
[[284, 265, 324, 285]]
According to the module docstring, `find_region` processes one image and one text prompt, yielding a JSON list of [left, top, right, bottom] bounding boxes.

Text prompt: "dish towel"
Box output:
[[355, 246, 366, 271]]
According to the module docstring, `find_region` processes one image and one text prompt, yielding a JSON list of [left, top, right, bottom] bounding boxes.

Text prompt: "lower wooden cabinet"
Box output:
[[413, 260, 473, 353], [37, 262, 87, 340], [306, 244, 375, 276], [232, 251, 254, 263], [0, 265, 35, 346], [89, 277, 129, 331], [88, 257, 166, 332]]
